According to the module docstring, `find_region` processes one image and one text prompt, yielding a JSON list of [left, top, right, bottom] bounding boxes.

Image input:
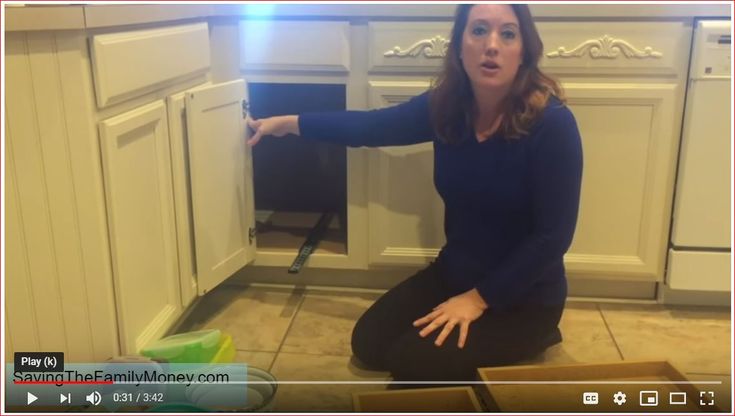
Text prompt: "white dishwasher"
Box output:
[[667, 20, 731, 296]]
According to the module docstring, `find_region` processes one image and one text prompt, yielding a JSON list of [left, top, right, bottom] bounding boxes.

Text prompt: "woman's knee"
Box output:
[[350, 311, 387, 370]]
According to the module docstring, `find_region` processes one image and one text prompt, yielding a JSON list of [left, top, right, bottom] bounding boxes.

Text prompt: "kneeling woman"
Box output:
[[247, 4, 583, 382]]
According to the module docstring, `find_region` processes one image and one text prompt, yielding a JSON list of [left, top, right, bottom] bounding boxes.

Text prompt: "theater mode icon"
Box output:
[[583, 392, 599, 405], [670, 392, 687, 405]]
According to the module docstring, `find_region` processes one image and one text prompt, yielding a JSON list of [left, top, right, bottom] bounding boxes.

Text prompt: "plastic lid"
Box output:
[[141, 329, 221, 359]]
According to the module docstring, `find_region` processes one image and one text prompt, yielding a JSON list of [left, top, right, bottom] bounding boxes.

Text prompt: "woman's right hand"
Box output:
[[246, 115, 300, 146]]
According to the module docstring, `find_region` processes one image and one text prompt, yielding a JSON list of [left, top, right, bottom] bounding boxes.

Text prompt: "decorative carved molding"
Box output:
[[546, 35, 663, 59], [384, 35, 449, 59]]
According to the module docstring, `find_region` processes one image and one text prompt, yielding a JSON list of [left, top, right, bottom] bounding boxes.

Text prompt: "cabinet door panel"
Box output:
[[99, 100, 181, 354], [167, 84, 210, 308], [185, 79, 255, 294], [367, 81, 444, 265], [564, 82, 680, 281]]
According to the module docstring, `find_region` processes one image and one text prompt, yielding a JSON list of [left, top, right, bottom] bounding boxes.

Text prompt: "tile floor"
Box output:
[[178, 283, 732, 412]]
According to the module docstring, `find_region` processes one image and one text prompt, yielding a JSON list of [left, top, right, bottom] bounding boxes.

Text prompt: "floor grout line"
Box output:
[[270, 285, 308, 372], [267, 350, 355, 359], [597, 303, 626, 361], [234, 349, 354, 359]]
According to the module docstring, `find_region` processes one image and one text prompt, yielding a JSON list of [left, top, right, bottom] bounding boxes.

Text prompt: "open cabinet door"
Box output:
[[185, 79, 256, 294]]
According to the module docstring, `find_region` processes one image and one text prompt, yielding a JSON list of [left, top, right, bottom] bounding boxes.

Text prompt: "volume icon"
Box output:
[[86, 391, 101, 406]]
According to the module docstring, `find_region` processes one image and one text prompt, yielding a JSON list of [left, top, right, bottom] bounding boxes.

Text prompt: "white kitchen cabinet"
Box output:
[[363, 22, 690, 287], [562, 82, 681, 281], [5, 31, 120, 362], [91, 25, 256, 352], [539, 21, 691, 283], [98, 100, 183, 354], [366, 81, 444, 266], [364, 80, 684, 280], [96, 79, 254, 353], [4, 24, 219, 357], [366, 20, 694, 293]]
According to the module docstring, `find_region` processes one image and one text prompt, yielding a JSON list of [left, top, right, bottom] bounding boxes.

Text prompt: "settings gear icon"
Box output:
[[613, 391, 627, 405]]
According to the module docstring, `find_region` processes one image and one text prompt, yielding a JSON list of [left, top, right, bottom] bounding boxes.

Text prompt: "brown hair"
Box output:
[[429, 4, 564, 143]]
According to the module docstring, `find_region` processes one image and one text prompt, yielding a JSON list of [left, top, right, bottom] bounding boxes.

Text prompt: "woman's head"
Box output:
[[430, 4, 564, 142], [458, 4, 525, 95]]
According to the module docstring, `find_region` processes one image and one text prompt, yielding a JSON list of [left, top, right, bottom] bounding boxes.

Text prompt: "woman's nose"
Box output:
[[484, 33, 500, 55]]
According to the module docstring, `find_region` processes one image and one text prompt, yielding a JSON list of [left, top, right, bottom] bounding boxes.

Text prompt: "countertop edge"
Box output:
[[4, 4, 732, 32]]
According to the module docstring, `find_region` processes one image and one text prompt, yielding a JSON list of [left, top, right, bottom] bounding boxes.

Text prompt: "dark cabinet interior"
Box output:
[[247, 83, 347, 256]]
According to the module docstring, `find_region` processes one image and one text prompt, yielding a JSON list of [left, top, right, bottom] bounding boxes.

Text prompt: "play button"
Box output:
[[27, 392, 37, 405]]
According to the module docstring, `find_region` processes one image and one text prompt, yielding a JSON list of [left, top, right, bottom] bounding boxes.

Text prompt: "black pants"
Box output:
[[351, 262, 564, 382]]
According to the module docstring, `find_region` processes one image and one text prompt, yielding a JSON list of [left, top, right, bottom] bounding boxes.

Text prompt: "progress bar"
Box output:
[[88, 380, 725, 385]]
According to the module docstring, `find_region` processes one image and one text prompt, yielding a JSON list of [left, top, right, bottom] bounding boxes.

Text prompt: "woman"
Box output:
[[247, 4, 583, 382]]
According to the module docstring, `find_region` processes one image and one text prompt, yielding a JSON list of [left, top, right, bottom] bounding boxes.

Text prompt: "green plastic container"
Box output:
[[141, 329, 222, 363]]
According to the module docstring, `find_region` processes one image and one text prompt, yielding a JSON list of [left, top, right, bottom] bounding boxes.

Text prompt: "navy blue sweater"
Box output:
[[298, 92, 583, 309]]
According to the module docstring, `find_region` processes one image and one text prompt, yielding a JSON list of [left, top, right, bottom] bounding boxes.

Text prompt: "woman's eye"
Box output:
[[471, 26, 487, 36], [501, 30, 517, 40]]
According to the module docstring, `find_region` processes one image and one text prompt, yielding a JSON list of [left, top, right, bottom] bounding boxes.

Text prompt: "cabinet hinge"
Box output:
[[242, 99, 250, 119], [248, 226, 257, 245]]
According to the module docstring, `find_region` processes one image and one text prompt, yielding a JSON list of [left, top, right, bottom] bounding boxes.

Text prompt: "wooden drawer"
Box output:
[[353, 386, 483, 412], [368, 21, 453, 73], [538, 21, 691, 76], [90, 22, 211, 108], [239, 20, 350, 72]]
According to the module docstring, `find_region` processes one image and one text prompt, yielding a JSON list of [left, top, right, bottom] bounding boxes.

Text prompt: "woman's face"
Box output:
[[460, 5, 523, 94]]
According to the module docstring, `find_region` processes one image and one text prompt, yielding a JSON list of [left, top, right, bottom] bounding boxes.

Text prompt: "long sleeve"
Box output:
[[297, 92, 434, 147], [476, 105, 584, 309]]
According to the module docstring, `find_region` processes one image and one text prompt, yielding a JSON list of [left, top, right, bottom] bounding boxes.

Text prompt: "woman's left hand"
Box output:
[[413, 288, 489, 348]]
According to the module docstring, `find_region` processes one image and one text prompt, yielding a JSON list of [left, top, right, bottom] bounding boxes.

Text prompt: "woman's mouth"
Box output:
[[480, 62, 501, 74]]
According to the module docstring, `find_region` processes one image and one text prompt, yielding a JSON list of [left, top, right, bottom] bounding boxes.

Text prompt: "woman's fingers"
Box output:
[[246, 118, 264, 146], [245, 115, 298, 146], [413, 309, 442, 327], [246, 118, 261, 132], [458, 321, 470, 349], [247, 130, 263, 146], [418, 314, 448, 338], [433, 319, 458, 347]]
